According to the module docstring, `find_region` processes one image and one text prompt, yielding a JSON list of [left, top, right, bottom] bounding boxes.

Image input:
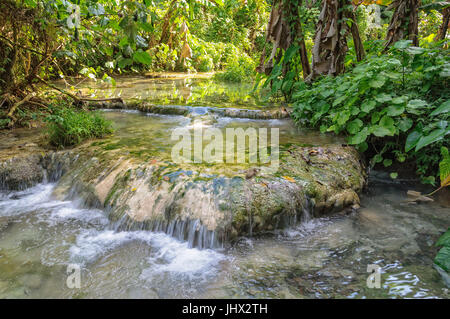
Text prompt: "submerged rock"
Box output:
[[87, 101, 291, 120], [0, 155, 44, 191]]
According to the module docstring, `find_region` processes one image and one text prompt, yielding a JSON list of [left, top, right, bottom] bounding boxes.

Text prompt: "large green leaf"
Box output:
[[284, 45, 300, 63], [375, 93, 392, 103], [391, 96, 408, 104], [386, 104, 405, 116], [372, 125, 394, 137], [405, 131, 421, 152], [434, 246, 450, 272], [406, 100, 428, 115], [415, 128, 446, 151], [348, 127, 369, 145], [369, 74, 386, 88], [380, 116, 395, 131], [133, 50, 152, 65], [436, 228, 450, 247], [361, 100, 376, 113], [320, 89, 334, 98], [117, 57, 132, 69], [346, 119, 363, 134], [440, 147, 450, 186], [430, 100, 450, 117], [398, 118, 413, 132]]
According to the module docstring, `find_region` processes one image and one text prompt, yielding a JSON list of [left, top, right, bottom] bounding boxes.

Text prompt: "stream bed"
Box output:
[[0, 75, 449, 298], [0, 180, 448, 298]]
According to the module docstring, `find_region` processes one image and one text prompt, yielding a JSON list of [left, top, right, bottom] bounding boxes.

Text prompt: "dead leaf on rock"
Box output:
[[282, 176, 296, 183]]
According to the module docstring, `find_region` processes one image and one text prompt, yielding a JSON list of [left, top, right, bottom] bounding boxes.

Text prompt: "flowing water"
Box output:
[[0, 181, 448, 298], [0, 75, 449, 298]]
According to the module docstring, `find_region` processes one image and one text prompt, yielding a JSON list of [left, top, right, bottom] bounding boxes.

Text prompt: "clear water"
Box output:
[[0, 181, 448, 298], [1, 76, 448, 298], [93, 110, 342, 163], [53, 74, 272, 109]]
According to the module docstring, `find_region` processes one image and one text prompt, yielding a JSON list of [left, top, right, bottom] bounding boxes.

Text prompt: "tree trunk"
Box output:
[[347, 9, 365, 61], [385, 0, 420, 49], [159, 0, 178, 45], [307, 0, 351, 81], [0, 28, 18, 92], [295, 15, 312, 77], [256, 0, 311, 79], [435, 7, 450, 41]]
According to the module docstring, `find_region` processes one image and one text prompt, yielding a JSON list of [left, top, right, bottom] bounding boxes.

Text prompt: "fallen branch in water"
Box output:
[[77, 96, 125, 103], [36, 76, 124, 105]]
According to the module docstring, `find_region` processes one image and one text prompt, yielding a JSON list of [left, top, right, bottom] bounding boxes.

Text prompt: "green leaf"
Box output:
[[369, 74, 386, 88], [393, 40, 412, 50], [436, 229, 450, 247], [336, 110, 350, 126], [439, 147, 450, 186], [386, 104, 405, 116], [390, 172, 398, 179], [407, 99, 427, 112], [371, 112, 381, 124], [133, 50, 152, 65], [119, 37, 129, 47], [372, 125, 394, 137], [383, 159, 393, 167], [372, 154, 383, 164], [421, 175, 436, 186], [434, 246, 450, 272], [405, 131, 422, 152], [348, 127, 369, 145], [117, 58, 132, 69], [398, 118, 413, 132], [391, 96, 408, 104], [430, 100, 450, 117], [320, 89, 334, 98], [441, 146, 449, 158], [357, 141, 368, 152], [284, 45, 300, 62], [415, 128, 446, 151], [406, 46, 425, 55], [361, 100, 376, 113], [375, 93, 392, 103], [374, 116, 396, 136], [346, 119, 363, 134]]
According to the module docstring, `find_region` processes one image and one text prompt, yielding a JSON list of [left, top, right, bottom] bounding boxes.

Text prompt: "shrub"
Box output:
[[213, 53, 256, 83], [291, 41, 450, 184], [45, 106, 113, 147]]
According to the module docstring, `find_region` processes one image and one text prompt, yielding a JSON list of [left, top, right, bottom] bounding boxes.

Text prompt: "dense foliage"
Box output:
[[0, 0, 269, 131], [435, 227, 450, 272], [291, 40, 449, 183], [28, 0, 266, 76], [45, 104, 113, 147]]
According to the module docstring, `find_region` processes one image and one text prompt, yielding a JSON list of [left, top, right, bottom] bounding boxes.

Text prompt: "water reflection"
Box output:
[[54, 75, 271, 109]]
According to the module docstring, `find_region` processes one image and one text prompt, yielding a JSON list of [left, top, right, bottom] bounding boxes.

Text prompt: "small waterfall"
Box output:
[[111, 214, 221, 250], [301, 196, 314, 223]]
